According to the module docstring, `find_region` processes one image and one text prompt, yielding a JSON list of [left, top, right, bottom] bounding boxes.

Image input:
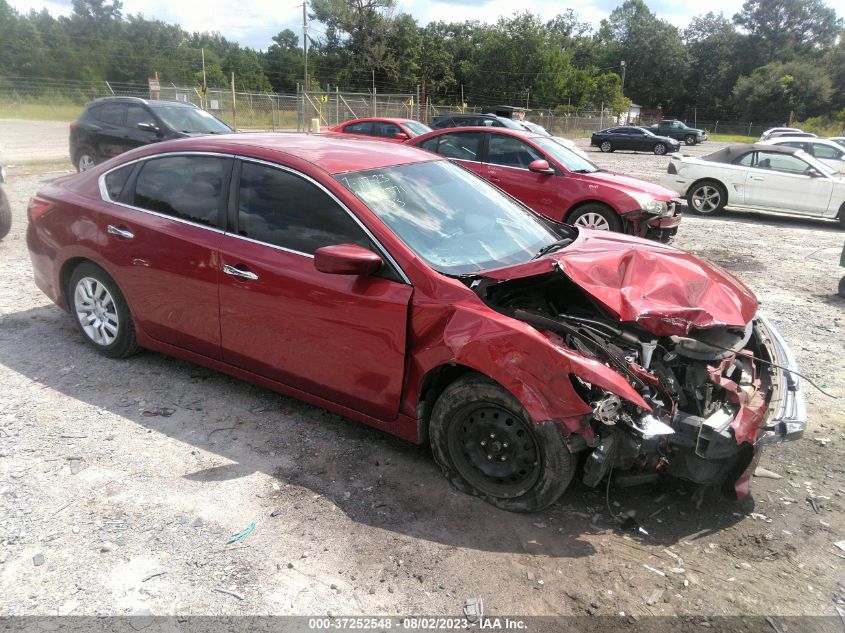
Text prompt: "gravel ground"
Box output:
[[0, 132, 844, 621]]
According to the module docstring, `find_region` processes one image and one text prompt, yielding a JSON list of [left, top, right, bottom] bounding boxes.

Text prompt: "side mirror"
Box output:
[[394, 132, 410, 141], [807, 168, 824, 178], [528, 159, 555, 175], [137, 122, 160, 135], [314, 244, 382, 276]]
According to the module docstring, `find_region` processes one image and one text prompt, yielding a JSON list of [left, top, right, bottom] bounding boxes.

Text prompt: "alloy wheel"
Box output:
[[74, 276, 120, 346], [691, 186, 721, 213], [573, 212, 611, 230], [78, 154, 96, 172]]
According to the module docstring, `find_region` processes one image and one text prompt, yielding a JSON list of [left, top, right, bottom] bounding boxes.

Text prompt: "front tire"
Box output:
[[429, 374, 574, 513], [567, 203, 622, 232], [0, 187, 10, 240], [687, 180, 727, 215], [600, 140, 613, 153], [653, 142, 667, 155], [685, 135, 697, 146], [68, 262, 138, 358]]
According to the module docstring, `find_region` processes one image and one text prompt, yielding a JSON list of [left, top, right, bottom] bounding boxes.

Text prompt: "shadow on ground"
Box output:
[[0, 303, 752, 558]]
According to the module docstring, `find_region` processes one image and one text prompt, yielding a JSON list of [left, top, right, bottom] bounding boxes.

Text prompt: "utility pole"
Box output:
[[421, 79, 427, 124], [201, 48, 207, 109], [372, 70, 376, 116], [620, 60, 626, 94], [302, 2, 309, 92]]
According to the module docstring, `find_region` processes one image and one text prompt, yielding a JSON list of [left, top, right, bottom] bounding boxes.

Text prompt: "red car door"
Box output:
[[218, 159, 412, 420], [98, 154, 230, 359], [418, 131, 486, 178], [482, 133, 562, 220]]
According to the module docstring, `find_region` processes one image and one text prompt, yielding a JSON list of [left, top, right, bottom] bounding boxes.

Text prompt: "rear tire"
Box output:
[[68, 262, 139, 358], [75, 147, 97, 172], [687, 180, 727, 215], [600, 140, 613, 153], [653, 142, 667, 155], [429, 374, 573, 513], [0, 187, 10, 241], [567, 203, 622, 232]]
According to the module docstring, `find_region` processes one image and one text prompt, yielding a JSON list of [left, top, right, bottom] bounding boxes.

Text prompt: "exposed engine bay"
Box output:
[[473, 270, 800, 497]]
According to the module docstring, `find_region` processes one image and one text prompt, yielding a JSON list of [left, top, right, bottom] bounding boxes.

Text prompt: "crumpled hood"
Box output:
[[481, 229, 758, 337], [579, 170, 679, 202]]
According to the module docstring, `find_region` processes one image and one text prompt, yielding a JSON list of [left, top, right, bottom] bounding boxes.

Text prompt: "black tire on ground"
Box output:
[[566, 203, 622, 232], [75, 147, 98, 172], [685, 135, 697, 146], [429, 374, 574, 512], [686, 180, 727, 215], [838, 204, 845, 230], [600, 140, 613, 153], [0, 187, 10, 241], [653, 142, 667, 155], [68, 262, 139, 358], [838, 276, 845, 299]]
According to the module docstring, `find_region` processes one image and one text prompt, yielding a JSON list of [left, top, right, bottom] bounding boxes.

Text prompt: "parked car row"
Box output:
[[27, 132, 806, 513]]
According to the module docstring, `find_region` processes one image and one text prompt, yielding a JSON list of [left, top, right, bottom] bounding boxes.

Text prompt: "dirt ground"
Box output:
[[1, 129, 844, 622]]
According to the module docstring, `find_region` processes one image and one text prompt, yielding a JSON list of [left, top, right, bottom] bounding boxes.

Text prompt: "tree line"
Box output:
[[1, 0, 843, 124]]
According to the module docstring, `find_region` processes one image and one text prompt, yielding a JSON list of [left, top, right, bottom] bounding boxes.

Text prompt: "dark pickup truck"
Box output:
[[649, 120, 707, 145]]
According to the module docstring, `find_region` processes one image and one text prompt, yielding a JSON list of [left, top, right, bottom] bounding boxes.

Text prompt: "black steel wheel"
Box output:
[[429, 374, 574, 512], [447, 402, 541, 499]]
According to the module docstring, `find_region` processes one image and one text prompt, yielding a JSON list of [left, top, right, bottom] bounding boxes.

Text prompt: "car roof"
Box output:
[[414, 126, 544, 141], [337, 117, 419, 125], [764, 136, 831, 144], [87, 96, 196, 108], [137, 132, 440, 174], [703, 143, 802, 163]]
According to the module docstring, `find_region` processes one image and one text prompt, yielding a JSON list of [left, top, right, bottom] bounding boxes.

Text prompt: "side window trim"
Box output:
[[97, 151, 234, 232], [232, 157, 411, 285]]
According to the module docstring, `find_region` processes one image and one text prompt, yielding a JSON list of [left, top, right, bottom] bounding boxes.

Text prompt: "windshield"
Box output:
[[337, 160, 560, 275], [403, 121, 432, 137], [536, 137, 599, 173], [152, 106, 232, 134]]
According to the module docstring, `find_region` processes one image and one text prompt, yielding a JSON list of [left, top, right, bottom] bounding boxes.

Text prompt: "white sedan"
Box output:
[[659, 143, 845, 228], [760, 137, 845, 173]]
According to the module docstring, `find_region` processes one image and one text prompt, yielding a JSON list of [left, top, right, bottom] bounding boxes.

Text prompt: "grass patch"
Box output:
[[0, 103, 81, 122], [709, 133, 757, 143]]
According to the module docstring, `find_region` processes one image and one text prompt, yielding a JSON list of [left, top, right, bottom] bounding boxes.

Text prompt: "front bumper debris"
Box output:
[[754, 313, 807, 445]]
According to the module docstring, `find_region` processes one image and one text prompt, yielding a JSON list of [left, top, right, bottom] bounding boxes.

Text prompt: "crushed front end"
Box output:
[[624, 199, 683, 244], [481, 271, 806, 498]]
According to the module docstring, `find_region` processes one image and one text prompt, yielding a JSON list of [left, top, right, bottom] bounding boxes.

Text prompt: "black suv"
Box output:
[[70, 97, 232, 172], [431, 113, 524, 130]]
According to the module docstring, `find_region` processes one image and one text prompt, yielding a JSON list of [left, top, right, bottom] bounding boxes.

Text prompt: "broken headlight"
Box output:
[[632, 194, 670, 216]]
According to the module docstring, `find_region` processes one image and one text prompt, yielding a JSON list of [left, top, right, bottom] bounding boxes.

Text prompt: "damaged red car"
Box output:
[[27, 134, 805, 512], [409, 127, 683, 242]]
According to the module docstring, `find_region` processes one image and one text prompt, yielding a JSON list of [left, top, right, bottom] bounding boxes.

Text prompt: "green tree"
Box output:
[[731, 61, 832, 122]]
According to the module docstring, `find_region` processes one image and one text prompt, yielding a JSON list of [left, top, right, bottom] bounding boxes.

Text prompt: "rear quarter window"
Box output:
[[104, 164, 134, 200]]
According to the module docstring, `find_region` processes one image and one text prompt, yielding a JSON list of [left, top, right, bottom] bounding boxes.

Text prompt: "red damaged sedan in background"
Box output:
[[410, 127, 683, 242], [27, 134, 804, 512]]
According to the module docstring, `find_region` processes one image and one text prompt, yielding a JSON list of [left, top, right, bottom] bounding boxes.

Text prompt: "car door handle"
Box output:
[[107, 225, 134, 239], [223, 264, 259, 281], [750, 176, 765, 181]]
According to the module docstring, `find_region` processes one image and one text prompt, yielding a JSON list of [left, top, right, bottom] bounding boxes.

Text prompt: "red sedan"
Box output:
[[328, 117, 431, 142], [410, 127, 682, 241], [27, 134, 804, 512]]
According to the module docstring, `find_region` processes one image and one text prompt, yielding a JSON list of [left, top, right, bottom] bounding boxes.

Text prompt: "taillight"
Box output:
[[69, 121, 78, 130], [27, 197, 55, 222], [667, 161, 678, 175]]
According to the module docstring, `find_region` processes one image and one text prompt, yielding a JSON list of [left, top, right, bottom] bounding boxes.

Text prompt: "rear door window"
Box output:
[[343, 121, 373, 135], [90, 103, 126, 126], [430, 132, 482, 161], [132, 155, 230, 226], [104, 164, 134, 201], [487, 135, 543, 168]]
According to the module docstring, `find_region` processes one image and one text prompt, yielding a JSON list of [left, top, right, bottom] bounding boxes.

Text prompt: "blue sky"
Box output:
[[10, 0, 746, 50]]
